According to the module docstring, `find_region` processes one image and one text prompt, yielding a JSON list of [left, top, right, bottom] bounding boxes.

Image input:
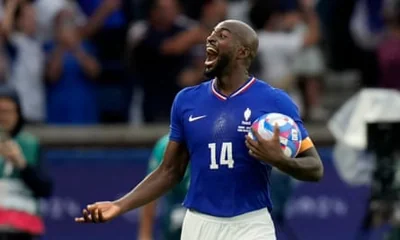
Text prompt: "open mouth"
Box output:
[[205, 47, 219, 69]]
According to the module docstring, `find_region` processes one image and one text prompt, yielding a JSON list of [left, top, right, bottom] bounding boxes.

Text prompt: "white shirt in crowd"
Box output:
[[257, 30, 304, 86], [8, 33, 45, 122]]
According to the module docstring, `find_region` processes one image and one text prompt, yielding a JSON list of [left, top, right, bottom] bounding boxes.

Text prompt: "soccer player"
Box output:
[[138, 134, 190, 240], [75, 20, 323, 240]]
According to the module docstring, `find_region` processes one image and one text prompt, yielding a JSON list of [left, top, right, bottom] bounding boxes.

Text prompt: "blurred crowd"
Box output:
[[0, 0, 398, 126]]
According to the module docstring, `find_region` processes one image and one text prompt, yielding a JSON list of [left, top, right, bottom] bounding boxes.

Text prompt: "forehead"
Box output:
[[214, 22, 233, 33]]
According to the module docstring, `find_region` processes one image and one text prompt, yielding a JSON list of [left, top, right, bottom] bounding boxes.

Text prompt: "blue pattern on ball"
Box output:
[[249, 113, 302, 158]]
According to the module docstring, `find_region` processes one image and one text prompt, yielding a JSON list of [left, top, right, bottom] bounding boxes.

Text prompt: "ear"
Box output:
[[237, 47, 250, 60]]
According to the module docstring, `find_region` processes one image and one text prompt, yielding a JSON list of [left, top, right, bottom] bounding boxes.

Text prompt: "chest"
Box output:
[[182, 97, 274, 146]]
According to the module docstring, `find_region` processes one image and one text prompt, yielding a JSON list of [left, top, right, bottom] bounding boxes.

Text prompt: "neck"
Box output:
[[215, 67, 250, 96]]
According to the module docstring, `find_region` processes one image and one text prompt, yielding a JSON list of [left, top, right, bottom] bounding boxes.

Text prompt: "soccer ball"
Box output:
[[248, 113, 302, 158]]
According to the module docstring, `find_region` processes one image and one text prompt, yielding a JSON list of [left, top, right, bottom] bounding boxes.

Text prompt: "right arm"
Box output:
[[1, 0, 19, 38], [114, 141, 189, 214], [46, 45, 65, 83], [75, 91, 189, 223], [300, 0, 320, 47], [78, 0, 121, 38], [116, 89, 190, 214], [161, 26, 209, 55]]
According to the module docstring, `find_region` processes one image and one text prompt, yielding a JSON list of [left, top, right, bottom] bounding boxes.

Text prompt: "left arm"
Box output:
[[274, 145, 323, 182], [73, 46, 101, 78], [246, 89, 324, 182]]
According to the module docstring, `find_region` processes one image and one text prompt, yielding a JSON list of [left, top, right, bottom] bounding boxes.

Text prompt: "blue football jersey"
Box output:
[[169, 77, 310, 217]]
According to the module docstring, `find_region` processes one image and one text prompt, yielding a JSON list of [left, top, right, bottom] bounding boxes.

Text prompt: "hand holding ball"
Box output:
[[247, 113, 302, 158]]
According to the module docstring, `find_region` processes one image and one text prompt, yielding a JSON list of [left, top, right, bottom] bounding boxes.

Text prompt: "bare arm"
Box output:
[[300, 1, 320, 47], [114, 141, 189, 214], [79, 0, 121, 38], [73, 47, 101, 79], [138, 201, 157, 240], [1, 0, 19, 38], [275, 147, 323, 182], [161, 27, 208, 55], [46, 45, 65, 83]]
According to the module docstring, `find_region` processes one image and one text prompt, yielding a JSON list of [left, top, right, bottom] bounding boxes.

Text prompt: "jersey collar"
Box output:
[[211, 77, 256, 101]]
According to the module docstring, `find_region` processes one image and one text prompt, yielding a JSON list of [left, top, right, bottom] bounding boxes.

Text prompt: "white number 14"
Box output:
[[208, 142, 234, 169]]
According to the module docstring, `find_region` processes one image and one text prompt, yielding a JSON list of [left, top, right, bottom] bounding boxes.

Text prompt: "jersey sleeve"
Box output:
[[147, 135, 169, 174], [274, 90, 314, 154], [169, 90, 186, 142]]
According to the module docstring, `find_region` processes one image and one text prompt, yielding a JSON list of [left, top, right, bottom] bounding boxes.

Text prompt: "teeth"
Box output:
[[206, 47, 218, 54], [205, 58, 217, 66]]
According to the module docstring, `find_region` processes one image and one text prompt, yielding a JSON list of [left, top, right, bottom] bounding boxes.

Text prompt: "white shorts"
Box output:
[[181, 208, 276, 240]]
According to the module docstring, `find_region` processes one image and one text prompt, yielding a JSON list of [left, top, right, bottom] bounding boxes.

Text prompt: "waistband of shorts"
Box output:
[[187, 208, 271, 223]]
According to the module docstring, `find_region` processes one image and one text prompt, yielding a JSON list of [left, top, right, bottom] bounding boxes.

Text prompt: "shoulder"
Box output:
[[15, 131, 40, 146], [253, 79, 298, 109], [174, 80, 211, 103], [252, 78, 275, 94], [271, 87, 300, 116], [14, 132, 40, 162]]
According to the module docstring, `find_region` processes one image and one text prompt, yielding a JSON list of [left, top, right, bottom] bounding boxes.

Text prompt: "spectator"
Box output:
[[1, 0, 45, 124], [0, 86, 52, 240], [377, 0, 400, 90], [127, 0, 195, 123], [34, 0, 86, 43], [0, 42, 9, 86], [249, 0, 320, 115], [227, 0, 252, 24], [77, 0, 131, 123], [173, 0, 228, 88], [45, 9, 101, 125], [350, 0, 385, 88], [289, 1, 327, 121]]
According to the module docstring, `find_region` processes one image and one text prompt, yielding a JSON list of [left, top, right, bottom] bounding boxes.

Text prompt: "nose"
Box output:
[[207, 35, 216, 45]]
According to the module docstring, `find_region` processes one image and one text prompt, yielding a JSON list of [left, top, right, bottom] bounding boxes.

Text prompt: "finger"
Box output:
[[91, 208, 99, 223], [248, 148, 263, 160], [245, 141, 263, 156], [250, 127, 263, 141], [75, 217, 86, 223], [245, 135, 259, 148], [87, 204, 97, 211], [83, 209, 92, 222], [273, 124, 280, 140], [98, 208, 105, 222]]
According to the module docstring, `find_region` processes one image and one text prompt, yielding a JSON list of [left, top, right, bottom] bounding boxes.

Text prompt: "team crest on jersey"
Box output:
[[237, 108, 252, 133]]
